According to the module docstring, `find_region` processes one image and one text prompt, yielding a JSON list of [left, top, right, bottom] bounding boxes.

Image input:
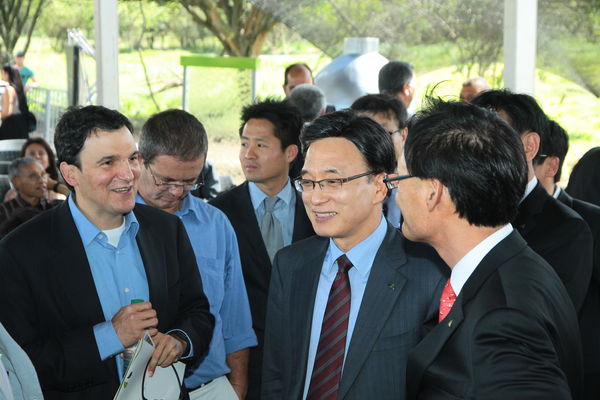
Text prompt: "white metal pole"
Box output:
[[503, 0, 538, 95], [94, 0, 120, 109]]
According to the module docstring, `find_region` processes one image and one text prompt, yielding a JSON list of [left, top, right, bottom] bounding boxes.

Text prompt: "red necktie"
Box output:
[[307, 255, 353, 400], [439, 279, 457, 322]]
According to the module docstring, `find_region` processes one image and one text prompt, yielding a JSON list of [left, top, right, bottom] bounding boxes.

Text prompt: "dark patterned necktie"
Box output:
[[307, 254, 353, 400]]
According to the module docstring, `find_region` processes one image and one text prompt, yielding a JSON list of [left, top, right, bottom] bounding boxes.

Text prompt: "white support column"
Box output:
[[94, 0, 119, 109], [503, 0, 538, 95]]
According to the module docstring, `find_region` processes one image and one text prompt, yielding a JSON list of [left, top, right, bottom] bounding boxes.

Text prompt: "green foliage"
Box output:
[[0, 0, 48, 62]]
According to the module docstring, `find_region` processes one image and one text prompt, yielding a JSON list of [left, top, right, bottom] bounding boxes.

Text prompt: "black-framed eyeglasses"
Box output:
[[294, 171, 374, 192], [387, 128, 401, 135], [383, 174, 414, 189], [146, 165, 202, 192]]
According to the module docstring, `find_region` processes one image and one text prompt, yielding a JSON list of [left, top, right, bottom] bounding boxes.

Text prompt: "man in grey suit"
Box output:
[[261, 110, 447, 400]]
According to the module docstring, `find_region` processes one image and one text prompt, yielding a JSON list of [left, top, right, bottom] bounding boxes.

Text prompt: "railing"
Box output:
[[26, 87, 68, 145]]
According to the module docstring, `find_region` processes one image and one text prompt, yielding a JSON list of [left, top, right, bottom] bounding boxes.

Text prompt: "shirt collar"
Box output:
[[136, 193, 199, 221], [552, 185, 562, 199], [450, 224, 513, 295], [69, 194, 139, 246], [325, 216, 388, 279], [521, 176, 538, 202], [248, 179, 293, 211]]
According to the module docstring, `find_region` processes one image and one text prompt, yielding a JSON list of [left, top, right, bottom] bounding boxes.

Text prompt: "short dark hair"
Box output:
[[240, 98, 303, 150], [470, 89, 549, 139], [288, 84, 326, 122], [534, 120, 569, 183], [139, 109, 208, 165], [301, 110, 396, 175], [54, 105, 133, 168], [405, 99, 528, 227], [283, 63, 313, 87], [20, 137, 59, 180], [378, 61, 414, 96], [350, 94, 408, 129]]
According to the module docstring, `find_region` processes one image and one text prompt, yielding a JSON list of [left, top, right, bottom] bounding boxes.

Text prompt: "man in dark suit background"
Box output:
[[400, 99, 582, 399], [472, 90, 593, 313], [534, 119, 600, 399], [210, 99, 314, 399], [262, 110, 446, 400], [0, 106, 214, 399]]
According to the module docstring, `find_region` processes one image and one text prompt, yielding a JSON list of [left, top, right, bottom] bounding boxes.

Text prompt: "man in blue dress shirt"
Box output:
[[0, 106, 214, 399], [137, 109, 257, 400]]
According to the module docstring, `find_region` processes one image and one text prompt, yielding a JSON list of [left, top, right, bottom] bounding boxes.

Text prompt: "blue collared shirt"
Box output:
[[137, 194, 257, 387], [385, 188, 402, 228], [302, 216, 388, 399], [248, 180, 296, 247], [68, 195, 148, 379]]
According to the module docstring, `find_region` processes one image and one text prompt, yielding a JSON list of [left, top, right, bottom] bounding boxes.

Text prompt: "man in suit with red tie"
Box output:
[[399, 100, 582, 399], [262, 110, 447, 399]]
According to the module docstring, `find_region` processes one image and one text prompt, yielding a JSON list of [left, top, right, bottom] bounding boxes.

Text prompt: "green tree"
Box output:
[[0, 0, 48, 62]]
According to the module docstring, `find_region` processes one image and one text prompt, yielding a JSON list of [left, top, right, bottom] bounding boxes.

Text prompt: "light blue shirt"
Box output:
[[302, 216, 388, 399], [248, 179, 296, 246], [68, 195, 148, 379], [137, 194, 257, 388], [385, 188, 402, 228]]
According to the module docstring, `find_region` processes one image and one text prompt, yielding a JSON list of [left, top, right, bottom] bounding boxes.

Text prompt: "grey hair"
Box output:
[[288, 84, 326, 123], [8, 157, 42, 180], [139, 109, 208, 165]]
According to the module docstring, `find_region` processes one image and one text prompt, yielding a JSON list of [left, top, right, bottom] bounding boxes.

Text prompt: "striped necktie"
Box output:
[[307, 254, 353, 400]]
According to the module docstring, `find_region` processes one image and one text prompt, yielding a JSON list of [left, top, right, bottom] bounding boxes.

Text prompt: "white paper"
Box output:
[[113, 333, 186, 400]]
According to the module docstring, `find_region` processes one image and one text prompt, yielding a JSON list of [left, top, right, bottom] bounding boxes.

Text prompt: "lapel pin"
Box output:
[[388, 283, 396, 290], [448, 319, 453, 327]]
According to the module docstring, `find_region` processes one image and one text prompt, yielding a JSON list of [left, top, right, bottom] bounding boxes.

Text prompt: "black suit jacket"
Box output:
[[209, 181, 315, 399], [515, 182, 593, 312], [262, 224, 447, 400], [566, 146, 600, 208], [558, 189, 600, 398], [0, 202, 214, 400], [407, 231, 583, 399]]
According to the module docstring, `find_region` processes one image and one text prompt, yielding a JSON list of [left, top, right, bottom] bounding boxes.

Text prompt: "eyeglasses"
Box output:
[[387, 128, 401, 135], [146, 165, 201, 192], [383, 174, 414, 189], [294, 171, 374, 192]]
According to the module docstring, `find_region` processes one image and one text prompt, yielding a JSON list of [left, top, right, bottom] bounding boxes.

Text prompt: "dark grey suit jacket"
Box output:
[[262, 223, 447, 400], [0, 202, 214, 400], [407, 231, 583, 400], [209, 181, 315, 399]]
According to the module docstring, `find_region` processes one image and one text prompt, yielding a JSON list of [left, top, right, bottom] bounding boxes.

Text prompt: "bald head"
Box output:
[[460, 77, 490, 103], [283, 63, 314, 97]]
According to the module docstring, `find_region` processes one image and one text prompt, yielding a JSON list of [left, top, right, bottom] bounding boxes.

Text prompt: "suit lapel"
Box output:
[[338, 226, 408, 399], [53, 202, 106, 326], [289, 238, 329, 398], [515, 182, 547, 237], [134, 207, 168, 327]]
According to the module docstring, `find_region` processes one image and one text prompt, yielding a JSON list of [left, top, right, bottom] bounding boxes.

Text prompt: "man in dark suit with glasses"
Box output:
[[261, 110, 446, 400]]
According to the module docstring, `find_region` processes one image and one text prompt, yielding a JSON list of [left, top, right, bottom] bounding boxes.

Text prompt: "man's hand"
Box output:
[[147, 332, 187, 377], [112, 302, 158, 348]]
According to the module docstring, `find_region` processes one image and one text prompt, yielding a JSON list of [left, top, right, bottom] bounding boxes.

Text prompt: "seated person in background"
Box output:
[[288, 84, 326, 124], [0, 157, 62, 225], [351, 93, 408, 227], [459, 76, 490, 103], [567, 146, 600, 208], [4, 137, 70, 201]]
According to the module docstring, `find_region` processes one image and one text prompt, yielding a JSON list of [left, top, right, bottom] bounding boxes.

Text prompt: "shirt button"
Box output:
[[124, 288, 130, 293]]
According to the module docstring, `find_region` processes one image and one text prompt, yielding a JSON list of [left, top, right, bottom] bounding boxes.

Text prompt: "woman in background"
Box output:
[[0, 64, 29, 140]]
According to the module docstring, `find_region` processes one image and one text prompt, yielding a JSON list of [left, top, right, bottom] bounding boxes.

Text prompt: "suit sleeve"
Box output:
[[542, 218, 593, 313], [471, 308, 573, 399], [171, 218, 215, 362], [0, 243, 109, 389], [261, 251, 285, 399]]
